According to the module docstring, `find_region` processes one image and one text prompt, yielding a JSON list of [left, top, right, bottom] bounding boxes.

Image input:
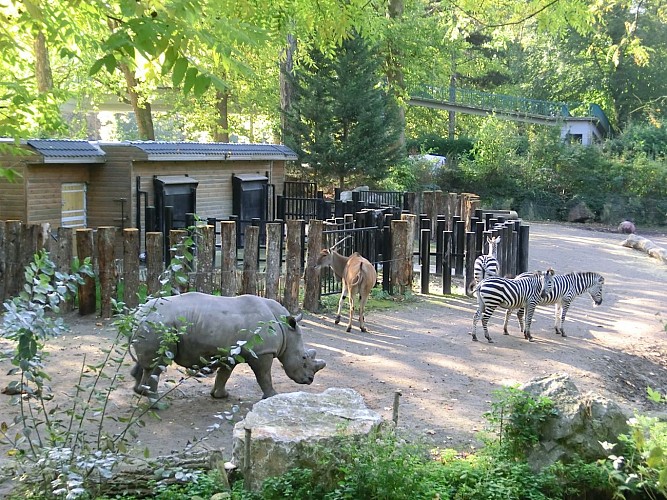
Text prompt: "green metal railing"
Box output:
[[407, 84, 610, 136]]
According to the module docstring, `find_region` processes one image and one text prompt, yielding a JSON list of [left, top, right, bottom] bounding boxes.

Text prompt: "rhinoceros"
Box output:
[[130, 292, 326, 400]]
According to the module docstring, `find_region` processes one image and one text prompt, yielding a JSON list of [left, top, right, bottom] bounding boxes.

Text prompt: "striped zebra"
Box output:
[[472, 268, 555, 343], [466, 236, 501, 296], [503, 272, 605, 338]]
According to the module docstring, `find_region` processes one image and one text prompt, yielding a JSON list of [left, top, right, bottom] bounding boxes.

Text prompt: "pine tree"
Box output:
[[285, 35, 404, 188]]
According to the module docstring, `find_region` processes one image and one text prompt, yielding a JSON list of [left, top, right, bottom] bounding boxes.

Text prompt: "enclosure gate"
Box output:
[[278, 181, 331, 221]]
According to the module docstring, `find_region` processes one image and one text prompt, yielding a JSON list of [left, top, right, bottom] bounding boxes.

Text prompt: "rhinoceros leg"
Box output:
[[211, 364, 236, 399], [131, 363, 160, 397], [247, 354, 277, 399]]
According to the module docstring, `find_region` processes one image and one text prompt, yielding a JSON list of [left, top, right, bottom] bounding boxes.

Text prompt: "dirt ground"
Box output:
[[1, 222, 667, 474]]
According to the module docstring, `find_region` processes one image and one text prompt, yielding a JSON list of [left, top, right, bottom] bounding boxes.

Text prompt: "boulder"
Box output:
[[520, 373, 630, 470], [622, 233, 667, 264], [618, 220, 636, 234], [568, 201, 595, 222], [231, 388, 384, 490], [339, 186, 370, 202]]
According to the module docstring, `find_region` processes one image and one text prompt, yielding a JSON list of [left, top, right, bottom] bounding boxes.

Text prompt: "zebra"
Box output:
[[502, 271, 605, 338], [471, 268, 555, 343], [466, 236, 501, 297]]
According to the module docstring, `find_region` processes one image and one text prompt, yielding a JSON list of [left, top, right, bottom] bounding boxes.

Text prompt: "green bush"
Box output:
[[406, 120, 667, 226]]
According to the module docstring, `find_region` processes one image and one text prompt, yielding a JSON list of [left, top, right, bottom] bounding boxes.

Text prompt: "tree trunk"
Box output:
[[279, 33, 297, 143], [120, 63, 155, 140], [33, 31, 53, 92], [214, 89, 230, 142], [386, 0, 406, 150]]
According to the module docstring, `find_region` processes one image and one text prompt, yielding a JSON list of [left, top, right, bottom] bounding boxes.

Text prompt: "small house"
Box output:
[[0, 140, 297, 242]]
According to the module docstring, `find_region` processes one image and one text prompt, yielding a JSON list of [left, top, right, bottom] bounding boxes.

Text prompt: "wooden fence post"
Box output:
[[519, 225, 530, 274], [0, 220, 5, 302], [76, 228, 96, 316], [146, 232, 164, 297], [423, 191, 435, 240], [442, 231, 452, 295], [264, 222, 282, 302], [195, 224, 215, 294], [5, 220, 21, 298], [97, 227, 118, 318], [303, 219, 323, 312], [400, 213, 416, 286], [22, 224, 38, 274], [54, 227, 75, 311], [283, 219, 303, 312], [464, 231, 476, 294], [391, 219, 411, 295], [420, 228, 430, 294], [241, 225, 259, 296], [446, 193, 458, 222], [169, 229, 189, 293], [219, 221, 237, 296], [123, 228, 140, 309]]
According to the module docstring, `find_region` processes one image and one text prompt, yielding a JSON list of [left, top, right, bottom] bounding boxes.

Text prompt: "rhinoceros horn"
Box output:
[[306, 349, 326, 372]]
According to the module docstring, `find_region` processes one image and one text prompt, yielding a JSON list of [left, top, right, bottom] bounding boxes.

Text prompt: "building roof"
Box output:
[[124, 141, 298, 161], [26, 139, 106, 164]]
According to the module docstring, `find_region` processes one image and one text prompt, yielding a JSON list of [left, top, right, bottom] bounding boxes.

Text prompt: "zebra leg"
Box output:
[[557, 301, 572, 337], [481, 306, 496, 343], [471, 306, 482, 341], [503, 308, 513, 335], [553, 303, 563, 335], [516, 308, 525, 334], [523, 303, 537, 342]]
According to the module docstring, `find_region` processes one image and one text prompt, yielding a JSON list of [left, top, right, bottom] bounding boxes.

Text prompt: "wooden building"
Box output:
[[0, 140, 297, 237], [0, 139, 105, 228]]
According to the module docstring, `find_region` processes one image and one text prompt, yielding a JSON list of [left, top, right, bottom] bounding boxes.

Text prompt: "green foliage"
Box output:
[[285, 33, 404, 188], [226, 429, 614, 500], [406, 134, 475, 159], [0, 251, 244, 498], [0, 250, 91, 398], [603, 413, 667, 499], [484, 386, 558, 460], [418, 120, 667, 225], [603, 386, 667, 498], [606, 120, 667, 159]]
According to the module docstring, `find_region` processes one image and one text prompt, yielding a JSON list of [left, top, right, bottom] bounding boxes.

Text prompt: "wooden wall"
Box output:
[[89, 145, 133, 228], [0, 161, 26, 221], [25, 164, 91, 227], [2, 143, 289, 233], [132, 159, 286, 223]]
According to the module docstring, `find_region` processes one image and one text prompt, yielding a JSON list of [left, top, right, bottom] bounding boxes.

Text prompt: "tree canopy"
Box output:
[[0, 0, 665, 144]]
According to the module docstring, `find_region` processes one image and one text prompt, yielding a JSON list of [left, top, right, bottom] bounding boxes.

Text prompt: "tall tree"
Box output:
[[285, 35, 404, 188]]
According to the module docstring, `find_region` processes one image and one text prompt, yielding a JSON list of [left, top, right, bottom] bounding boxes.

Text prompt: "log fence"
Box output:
[[0, 192, 530, 316]]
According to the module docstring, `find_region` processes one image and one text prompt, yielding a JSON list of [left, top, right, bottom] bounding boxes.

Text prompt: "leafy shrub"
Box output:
[[483, 386, 558, 460]]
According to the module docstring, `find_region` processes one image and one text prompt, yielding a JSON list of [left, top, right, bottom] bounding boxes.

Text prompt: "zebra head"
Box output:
[[486, 236, 501, 257], [588, 274, 605, 306], [539, 268, 556, 299]]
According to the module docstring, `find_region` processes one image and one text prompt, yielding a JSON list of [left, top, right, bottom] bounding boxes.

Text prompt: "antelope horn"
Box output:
[[329, 235, 351, 251]]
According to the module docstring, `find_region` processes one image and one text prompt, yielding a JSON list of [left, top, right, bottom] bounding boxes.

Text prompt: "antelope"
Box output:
[[315, 248, 377, 332]]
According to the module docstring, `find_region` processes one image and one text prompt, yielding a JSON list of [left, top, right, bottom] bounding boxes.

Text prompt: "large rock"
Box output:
[[232, 388, 384, 490], [568, 201, 595, 222], [618, 220, 636, 234], [520, 373, 630, 470]]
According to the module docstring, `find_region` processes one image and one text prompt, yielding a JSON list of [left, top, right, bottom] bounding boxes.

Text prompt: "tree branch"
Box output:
[[450, 0, 562, 30]]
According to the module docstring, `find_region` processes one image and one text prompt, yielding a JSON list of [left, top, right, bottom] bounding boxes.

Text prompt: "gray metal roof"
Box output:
[[26, 139, 106, 164], [126, 141, 298, 161]]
